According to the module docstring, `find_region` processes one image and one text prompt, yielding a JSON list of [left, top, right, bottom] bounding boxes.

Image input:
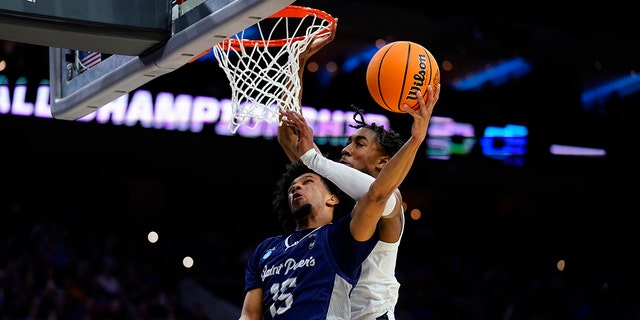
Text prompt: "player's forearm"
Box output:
[[368, 137, 422, 202], [300, 149, 374, 199], [299, 148, 399, 216], [277, 127, 300, 162]]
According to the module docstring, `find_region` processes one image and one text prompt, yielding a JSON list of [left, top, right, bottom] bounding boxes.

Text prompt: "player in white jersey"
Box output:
[[277, 23, 441, 319], [239, 89, 434, 319]]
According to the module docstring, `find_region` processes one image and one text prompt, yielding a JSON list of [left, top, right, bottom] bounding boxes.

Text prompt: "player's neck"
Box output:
[[295, 212, 331, 231]]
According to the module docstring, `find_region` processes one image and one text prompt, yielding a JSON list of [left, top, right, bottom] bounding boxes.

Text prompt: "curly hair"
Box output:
[[349, 105, 405, 157], [272, 160, 354, 233]]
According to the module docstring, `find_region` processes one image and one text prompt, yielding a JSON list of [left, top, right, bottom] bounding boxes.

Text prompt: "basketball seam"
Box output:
[[377, 44, 395, 111], [427, 52, 434, 85], [427, 51, 435, 86], [409, 46, 435, 110], [398, 42, 411, 112]]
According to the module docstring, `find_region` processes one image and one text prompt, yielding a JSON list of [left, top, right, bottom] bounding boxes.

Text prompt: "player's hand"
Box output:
[[279, 109, 315, 156], [299, 18, 338, 64], [403, 84, 440, 142]]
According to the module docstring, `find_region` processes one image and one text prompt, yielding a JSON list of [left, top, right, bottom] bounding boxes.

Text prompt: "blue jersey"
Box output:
[[244, 214, 378, 319]]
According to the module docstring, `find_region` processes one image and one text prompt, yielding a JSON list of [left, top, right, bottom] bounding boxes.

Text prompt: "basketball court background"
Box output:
[[1, 0, 639, 318]]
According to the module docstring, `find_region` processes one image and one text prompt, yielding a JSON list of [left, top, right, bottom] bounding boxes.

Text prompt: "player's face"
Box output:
[[340, 128, 386, 177], [287, 173, 331, 214]]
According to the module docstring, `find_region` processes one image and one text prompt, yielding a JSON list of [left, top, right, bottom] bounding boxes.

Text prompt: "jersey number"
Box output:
[[268, 277, 297, 317]]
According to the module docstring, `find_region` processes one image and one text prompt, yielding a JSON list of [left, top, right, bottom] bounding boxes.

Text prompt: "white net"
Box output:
[[213, 6, 334, 134]]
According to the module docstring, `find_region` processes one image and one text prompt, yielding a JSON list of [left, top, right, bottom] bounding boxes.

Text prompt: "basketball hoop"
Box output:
[[213, 5, 336, 133]]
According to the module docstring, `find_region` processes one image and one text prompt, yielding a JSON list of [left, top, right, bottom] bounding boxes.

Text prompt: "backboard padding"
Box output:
[[48, 0, 296, 120], [0, 0, 171, 56]]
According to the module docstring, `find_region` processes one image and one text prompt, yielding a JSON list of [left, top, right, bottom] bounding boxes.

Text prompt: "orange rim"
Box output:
[[219, 5, 335, 50]]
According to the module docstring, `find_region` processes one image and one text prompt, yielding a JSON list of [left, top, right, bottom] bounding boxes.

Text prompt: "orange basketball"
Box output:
[[366, 41, 440, 113]]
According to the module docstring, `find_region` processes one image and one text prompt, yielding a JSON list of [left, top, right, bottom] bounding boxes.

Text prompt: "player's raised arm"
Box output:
[[349, 86, 438, 240], [277, 21, 337, 162]]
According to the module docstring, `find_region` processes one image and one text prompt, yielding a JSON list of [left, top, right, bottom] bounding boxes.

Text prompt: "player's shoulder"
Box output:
[[255, 234, 285, 250]]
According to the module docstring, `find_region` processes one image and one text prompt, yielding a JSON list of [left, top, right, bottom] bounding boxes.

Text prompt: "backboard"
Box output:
[[0, 0, 172, 56], [42, 0, 295, 120]]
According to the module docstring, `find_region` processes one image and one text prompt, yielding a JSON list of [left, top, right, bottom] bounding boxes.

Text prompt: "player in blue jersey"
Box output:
[[277, 23, 441, 320], [238, 84, 435, 319]]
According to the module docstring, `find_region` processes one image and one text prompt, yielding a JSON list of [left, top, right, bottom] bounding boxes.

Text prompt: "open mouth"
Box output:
[[339, 159, 352, 167]]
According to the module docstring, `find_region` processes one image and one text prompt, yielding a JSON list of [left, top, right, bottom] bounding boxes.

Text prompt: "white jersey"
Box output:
[[350, 211, 404, 320], [297, 149, 405, 319]]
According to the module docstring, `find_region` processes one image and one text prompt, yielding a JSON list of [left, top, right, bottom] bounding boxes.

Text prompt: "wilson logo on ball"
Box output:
[[405, 53, 429, 103]]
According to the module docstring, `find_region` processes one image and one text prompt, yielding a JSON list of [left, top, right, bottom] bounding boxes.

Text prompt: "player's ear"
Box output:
[[327, 194, 339, 206], [376, 155, 390, 170]]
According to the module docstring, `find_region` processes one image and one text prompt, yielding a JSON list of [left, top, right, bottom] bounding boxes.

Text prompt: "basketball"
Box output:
[[366, 41, 440, 113]]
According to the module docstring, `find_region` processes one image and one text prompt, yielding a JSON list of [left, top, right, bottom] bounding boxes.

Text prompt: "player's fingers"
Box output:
[[415, 90, 432, 118], [433, 84, 441, 100], [417, 90, 425, 106], [403, 103, 419, 117]]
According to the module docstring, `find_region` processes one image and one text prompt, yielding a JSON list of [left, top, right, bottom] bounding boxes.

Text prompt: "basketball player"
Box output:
[[238, 89, 434, 319], [277, 24, 441, 319]]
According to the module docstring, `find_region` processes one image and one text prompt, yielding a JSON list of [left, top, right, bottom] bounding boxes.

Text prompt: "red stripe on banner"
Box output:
[[81, 52, 101, 69]]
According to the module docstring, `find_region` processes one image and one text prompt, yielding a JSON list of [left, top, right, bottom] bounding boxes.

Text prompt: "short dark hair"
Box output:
[[272, 160, 354, 233], [349, 105, 404, 157]]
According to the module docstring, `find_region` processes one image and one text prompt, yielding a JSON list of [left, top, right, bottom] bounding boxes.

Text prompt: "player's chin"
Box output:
[[292, 203, 312, 219]]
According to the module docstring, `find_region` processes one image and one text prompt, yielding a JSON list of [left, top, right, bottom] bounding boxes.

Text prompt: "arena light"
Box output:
[[581, 73, 640, 111], [549, 144, 606, 156], [452, 58, 532, 91], [342, 45, 380, 73]]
